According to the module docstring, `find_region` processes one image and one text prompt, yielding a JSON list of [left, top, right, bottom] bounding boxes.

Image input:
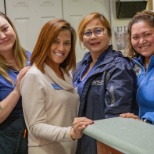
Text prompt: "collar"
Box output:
[[83, 45, 112, 65], [135, 55, 154, 64], [137, 55, 144, 65]]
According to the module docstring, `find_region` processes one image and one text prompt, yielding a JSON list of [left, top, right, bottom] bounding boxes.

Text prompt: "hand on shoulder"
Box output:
[[14, 66, 31, 93]]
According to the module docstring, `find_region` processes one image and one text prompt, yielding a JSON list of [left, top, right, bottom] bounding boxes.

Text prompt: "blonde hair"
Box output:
[[0, 12, 27, 84]]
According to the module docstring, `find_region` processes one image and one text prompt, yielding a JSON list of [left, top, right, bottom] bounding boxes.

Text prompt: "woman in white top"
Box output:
[[20, 19, 93, 154]]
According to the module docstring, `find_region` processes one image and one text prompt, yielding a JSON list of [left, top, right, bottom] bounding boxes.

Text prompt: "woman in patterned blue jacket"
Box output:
[[73, 12, 137, 154], [121, 10, 154, 125]]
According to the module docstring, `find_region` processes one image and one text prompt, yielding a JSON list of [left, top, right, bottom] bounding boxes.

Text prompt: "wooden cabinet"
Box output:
[[97, 141, 122, 154]]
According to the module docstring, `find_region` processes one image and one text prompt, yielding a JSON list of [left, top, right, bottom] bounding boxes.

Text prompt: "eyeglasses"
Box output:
[[83, 27, 106, 37]]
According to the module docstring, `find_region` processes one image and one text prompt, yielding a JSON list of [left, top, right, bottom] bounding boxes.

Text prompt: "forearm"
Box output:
[[29, 122, 73, 142], [0, 88, 20, 123]]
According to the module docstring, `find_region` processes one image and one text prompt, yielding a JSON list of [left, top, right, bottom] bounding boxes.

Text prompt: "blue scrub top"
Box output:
[[0, 51, 31, 117]]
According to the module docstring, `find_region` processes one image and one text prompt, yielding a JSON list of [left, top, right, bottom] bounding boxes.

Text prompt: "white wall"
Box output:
[[1, 0, 151, 58], [0, 0, 5, 13], [3, 0, 111, 62], [109, 0, 131, 50], [110, 0, 151, 51], [62, 0, 110, 61]]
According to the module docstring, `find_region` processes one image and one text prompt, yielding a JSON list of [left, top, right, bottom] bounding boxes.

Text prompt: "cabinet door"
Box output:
[[63, 0, 110, 61], [5, 0, 62, 52], [0, 0, 5, 13]]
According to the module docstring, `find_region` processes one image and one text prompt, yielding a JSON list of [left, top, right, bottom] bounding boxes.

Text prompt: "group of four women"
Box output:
[[0, 9, 154, 154]]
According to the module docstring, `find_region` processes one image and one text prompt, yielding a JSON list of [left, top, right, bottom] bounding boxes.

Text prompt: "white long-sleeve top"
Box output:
[[20, 64, 79, 154]]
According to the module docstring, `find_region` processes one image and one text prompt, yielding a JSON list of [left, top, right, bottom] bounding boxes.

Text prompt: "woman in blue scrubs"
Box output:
[[0, 12, 31, 154]]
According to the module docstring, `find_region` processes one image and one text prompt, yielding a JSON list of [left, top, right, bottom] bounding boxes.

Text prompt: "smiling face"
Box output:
[[82, 18, 110, 58], [0, 16, 16, 55], [46, 29, 71, 68], [131, 21, 154, 60]]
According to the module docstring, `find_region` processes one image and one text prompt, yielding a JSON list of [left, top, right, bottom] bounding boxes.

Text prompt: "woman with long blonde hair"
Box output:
[[0, 11, 31, 154]]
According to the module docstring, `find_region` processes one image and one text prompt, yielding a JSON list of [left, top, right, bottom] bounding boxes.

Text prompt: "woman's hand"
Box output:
[[0, 66, 30, 123], [120, 112, 140, 120], [14, 66, 31, 93], [70, 117, 94, 140]]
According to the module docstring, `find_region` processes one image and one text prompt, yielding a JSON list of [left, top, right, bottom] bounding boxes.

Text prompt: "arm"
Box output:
[[0, 67, 30, 123], [104, 60, 136, 118], [21, 72, 93, 142]]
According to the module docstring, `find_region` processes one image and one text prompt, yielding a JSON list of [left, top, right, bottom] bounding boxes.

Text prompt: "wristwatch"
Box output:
[[143, 118, 152, 124]]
